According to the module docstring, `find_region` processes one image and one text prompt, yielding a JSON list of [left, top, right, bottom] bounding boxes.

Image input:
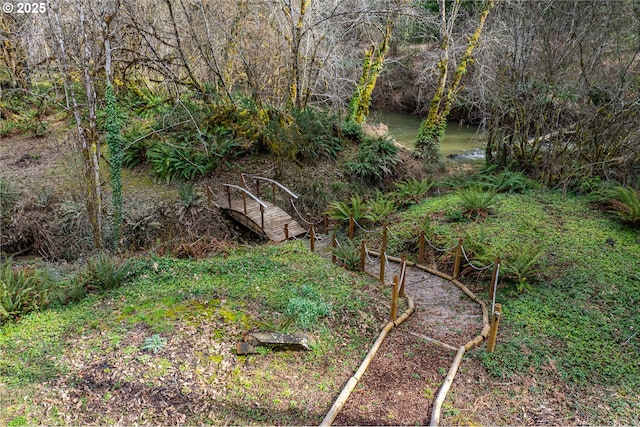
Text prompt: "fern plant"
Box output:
[[503, 244, 544, 292], [0, 261, 51, 323], [608, 186, 640, 224], [85, 253, 131, 291], [142, 334, 167, 354], [177, 182, 205, 211], [395, 178, 433, 207], [345, 136, 401, 182], [365, 191, 395, 224], [331, 238, 361, 271], [458, 185, 497, 220], [328, 194, 367, 222]]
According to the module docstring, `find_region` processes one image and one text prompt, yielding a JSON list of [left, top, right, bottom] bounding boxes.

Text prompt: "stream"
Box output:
[[370, 110, 485, 159]]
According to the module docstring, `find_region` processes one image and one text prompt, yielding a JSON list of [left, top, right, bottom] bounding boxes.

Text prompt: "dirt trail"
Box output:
[[334, 259, 484, 426]]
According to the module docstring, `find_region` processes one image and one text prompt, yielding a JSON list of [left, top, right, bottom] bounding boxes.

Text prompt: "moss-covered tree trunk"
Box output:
[[347, 24, 392, 124], [415, 0, 494, 162]]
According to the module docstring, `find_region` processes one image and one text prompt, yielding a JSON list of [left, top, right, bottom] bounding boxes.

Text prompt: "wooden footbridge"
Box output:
[[220, 174, 307, 242]]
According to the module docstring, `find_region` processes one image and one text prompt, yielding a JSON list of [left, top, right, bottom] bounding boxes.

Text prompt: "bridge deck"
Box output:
[[225, 198, 306, 242]]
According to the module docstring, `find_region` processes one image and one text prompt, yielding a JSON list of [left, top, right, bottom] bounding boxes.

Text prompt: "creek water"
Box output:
[[369, 110, 485, 157]]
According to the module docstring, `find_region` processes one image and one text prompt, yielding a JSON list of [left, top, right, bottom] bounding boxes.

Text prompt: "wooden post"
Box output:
[[453, 239, 463, 279], [226, 186, 231, 209], [242, 192, 247, 214], [255, 179, 260, 198], [379, 249, 386, 284], [382, 225, 388, 252], [487, 303, 502, 352], [359, 240, 366, 272], [399, 254, 407, 297], [331, 233, 337, 263], [324, 214, 329, 234], [260, 204, 265, 230], [284, 223, 289, 240], [310, 224, 316, 252], [271, 182, 276, 204], [418, 230, 425, 264], [390, 276, 399, 320], [348, 214, 354, 240], [489, 257, 501, 304]]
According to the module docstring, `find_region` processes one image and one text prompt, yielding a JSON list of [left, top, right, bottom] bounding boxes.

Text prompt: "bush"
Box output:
[[458, 185, 497, 220], [395, 178, 433, 207], [292, 108, 343, 161], [475, 170, 538, 194], [85, 252, 131, 291], [146, 143, 216, 182], [365, 191, 396, 224], [331, 238, 361, 271], [0, 261, 51, 323], [345, 136, 401, 182], [328, 194, 367, 222], [608, 185, 640, 225], [339, 120, 365, 142]]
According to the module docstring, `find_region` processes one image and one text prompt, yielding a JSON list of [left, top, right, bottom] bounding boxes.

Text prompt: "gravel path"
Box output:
[[334, 258, 484, 425]]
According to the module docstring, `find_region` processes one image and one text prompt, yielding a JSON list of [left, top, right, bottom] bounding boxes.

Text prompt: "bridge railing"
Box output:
[[241, 173, 299, 205], [223, 184, 267, 231]]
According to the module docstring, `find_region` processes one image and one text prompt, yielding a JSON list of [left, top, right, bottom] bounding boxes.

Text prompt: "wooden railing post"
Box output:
[[255, 178, 260, 198], [453, 238, 463, 279], [348, 214, 354, 240], [489, 257, 501, 304], [382, 225, 388, 253], [418, 230, 425, 264], [271, 182, 277, 204], [399, 254, 407, 297], [487, 303, 502, 352], [359, 240, 366, 272], [284, 223, 289, 240], [242, 192, 247, 214], [260, 204, 265, 230], [226, 185, 232, 209], [390, 276, 399, 320], [331, 233, 337, 263], [310, 224, 316, 252], [379, 249, 386, 284]]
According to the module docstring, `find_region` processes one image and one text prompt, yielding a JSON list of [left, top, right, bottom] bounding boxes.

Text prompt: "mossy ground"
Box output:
[[0, 242, 390, 425]]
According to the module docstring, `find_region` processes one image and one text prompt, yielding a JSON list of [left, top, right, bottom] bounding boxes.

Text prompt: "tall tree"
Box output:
[[414, 0, 494, 162]]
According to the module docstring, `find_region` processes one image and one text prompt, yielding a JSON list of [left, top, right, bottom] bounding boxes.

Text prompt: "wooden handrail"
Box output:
[[242, 174, 299, 199], [223, 184, 267, 208]]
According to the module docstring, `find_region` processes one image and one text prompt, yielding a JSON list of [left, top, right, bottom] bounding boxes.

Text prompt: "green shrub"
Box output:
[[340, 120, 365, 142], [345, 136, 401, 182], [292, 108, 343, 161], [0, 261, 51, 323], [365, 191, 396, 224], [476, 170, 538, 194], [331, 238, 360, 271], [146, 143, 215, 182], [177, 182, 205, 211], [502, 244, 544, 292], [328, 194, 367, 222], [458, 185, 497, 220], [85, 252, 131, 291], [608, 185, 640, 225], [395, 178, 433, 207]]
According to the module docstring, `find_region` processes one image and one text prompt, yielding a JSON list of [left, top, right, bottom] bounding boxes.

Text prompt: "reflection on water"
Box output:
[[369, 110, 484, 155]]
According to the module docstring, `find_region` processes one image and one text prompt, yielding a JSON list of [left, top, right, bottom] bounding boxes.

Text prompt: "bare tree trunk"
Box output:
[[48, 0, 103, 250], [415, 0, 494, 162]]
